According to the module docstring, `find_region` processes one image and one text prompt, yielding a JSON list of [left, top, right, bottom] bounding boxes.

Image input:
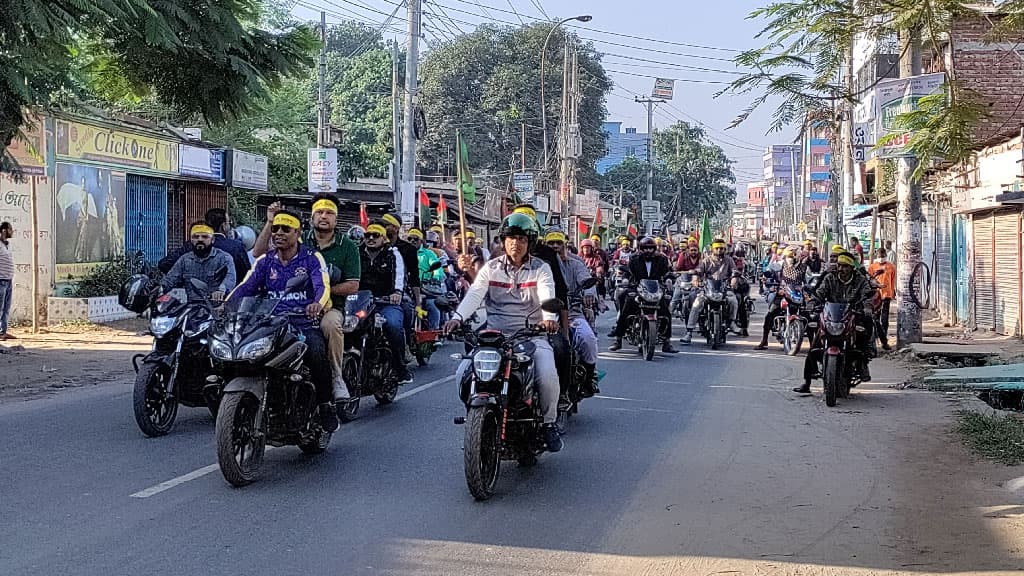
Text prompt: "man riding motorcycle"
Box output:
[[443, 213, 564, 452], [755, 246, 807, 350], [609, 236, 677, 354], [579, 239, 606, 300], [360, 223, 413, 385], [227, 210, 337, 432], [681, 239, 738, 344], [407, 228, 444, 330], [671, 242, 701, 314], [796, 252, 876, 394], [546, 231, 600, 397], [161, 221, 237, 299]]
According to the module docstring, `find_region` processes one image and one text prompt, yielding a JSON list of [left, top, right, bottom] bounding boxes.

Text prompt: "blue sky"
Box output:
[[292, 0, 792, 191]]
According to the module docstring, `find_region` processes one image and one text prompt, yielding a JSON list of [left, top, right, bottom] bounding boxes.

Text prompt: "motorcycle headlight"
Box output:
[[184, 320, 211, 338], [150, 316, 178, 337], [210, 337, 233, 360], [825, 321, 846, 336], [472, 349, 502, 383], [238, 337, 274, 361], [708, 291, 724, 302], [342, 315, 360, 333]]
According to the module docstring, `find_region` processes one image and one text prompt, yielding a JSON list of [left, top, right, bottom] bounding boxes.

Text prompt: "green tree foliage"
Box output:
[[417, 23, 612, 185], [0, 0, 317, 171]]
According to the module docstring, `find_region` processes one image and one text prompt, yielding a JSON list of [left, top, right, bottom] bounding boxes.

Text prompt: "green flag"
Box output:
[[456, 133, 476, 204], [699, 213, 712, 252]]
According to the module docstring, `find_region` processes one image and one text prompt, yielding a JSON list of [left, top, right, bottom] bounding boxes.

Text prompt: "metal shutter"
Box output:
[[994, 210, 1021, 336], [166, 184, 185, 254], [125, 175, 168, 264], [973, 213, 996, 331], [934, 204, 954, 322]]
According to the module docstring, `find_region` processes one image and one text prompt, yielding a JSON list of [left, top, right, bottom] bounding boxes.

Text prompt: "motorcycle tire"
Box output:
[[133, 362, 178, 437], [464, 406, 502, 501], [374, 386, 398, 405], [298, 428, 332, 455], [215, 390, 266, 487], [644, 319, 657, 361], [415, 342, 430, 367], [784, 321, 803, 356], [710, 313, 721, 350], [823, 357, 839, 407], [337, 397, 360, 423]]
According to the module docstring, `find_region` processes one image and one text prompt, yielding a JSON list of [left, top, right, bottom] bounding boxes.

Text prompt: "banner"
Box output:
[[55, 119, 178, 174], [652, 78, 675, 100], [0, 175, 52, 321], [179, 144, 224, 181], [307, 147, 338, 193], [53, 163, 127, 281], [229, 150, 269, 191], [512, 172, 535, 203], [5, 115, 46, 176], [873, 72, 944, 158]]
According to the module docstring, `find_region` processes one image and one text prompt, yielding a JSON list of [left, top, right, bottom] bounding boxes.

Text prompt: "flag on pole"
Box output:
[[577, 218, 589, 240], [699, 213, 712, 252], [436, 194, 448, 224], [456, 133, 476, 204], [627, 223, 638, 237], [418, 188, 431, 229], [359, 202, 369, 228]]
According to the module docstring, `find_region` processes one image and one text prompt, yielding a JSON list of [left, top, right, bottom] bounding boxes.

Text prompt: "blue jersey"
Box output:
[[229, 244, 330, 329]]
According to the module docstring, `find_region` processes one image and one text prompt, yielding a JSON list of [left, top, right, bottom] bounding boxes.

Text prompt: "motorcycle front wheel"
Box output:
[[783, 320, 804, 356], [643, 318, 656, 361], [710, 312, 721, 350], [823, 356, 840, 407], [132, 362, 178, 437], [215, 391, 266, 487], [464, 406, 502, 501]]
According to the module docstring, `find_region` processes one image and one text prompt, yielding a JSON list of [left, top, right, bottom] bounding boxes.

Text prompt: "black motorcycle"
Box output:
[[208, 276, 333, 487], [131, 278, 219, 437], [697, 279, 729, 350], [769, 283, 807, 356], [810, 300, 869, 407], [622, 278, 663, 361], [453, 299, 563, 501], [732, 271, 754, 337], [338, 290, 406, 422], [555, 277, 601, 431]]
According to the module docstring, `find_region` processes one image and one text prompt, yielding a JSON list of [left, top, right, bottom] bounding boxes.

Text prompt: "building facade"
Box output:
[[762, 144, 802, 239], [596, 121, 648, 175]]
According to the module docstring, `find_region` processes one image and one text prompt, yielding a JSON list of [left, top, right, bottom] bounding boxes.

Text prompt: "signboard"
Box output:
[[54, 163, 127, 281], [535, 192, 550, 214], [548, 188, 561, 213], [652, 78, 674, 100], [512, 172, 535, 203], [843, 203, 875, 243], [6, 115, 46, 176], [229, 150, 268, 191], [576, 188, 599, 217], [307, 148, 338, 193], [55, 119, 178, 174], [873, 72, 944, 158], [179, 144, 224, 181], [641, 199, 662, 224], [612, 206, 623, 224]]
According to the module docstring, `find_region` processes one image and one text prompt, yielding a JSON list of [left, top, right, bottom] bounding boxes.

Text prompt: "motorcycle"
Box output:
[[771, 283, 807, 356], [623, 278, 663, 361], [732, 271, 754, 337], [697, 279, 729, 350], [556, 278, 602, 431], [337, 290, 407, 422], [208, 276, 334, 486], [412, 261, 447, 366], [131, 277, 220, 437], [452, 298, 564, 500], [811, 301, 869, 407]]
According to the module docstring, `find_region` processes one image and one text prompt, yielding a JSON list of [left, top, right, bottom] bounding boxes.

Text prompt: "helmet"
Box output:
[[580, 239, 594, 248], [638, 236, 657, 250], [425, 230, 441, 246], [233, 225, 256, 251], [498, 213, 539, 246], [348, 225, 366, 244], [655, 237, 664, 246], [119, 274, 154, 314], [734, 247, 746, 258]]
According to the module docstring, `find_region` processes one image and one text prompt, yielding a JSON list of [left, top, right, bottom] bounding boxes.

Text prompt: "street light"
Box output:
[[540, 15, 593, 176]]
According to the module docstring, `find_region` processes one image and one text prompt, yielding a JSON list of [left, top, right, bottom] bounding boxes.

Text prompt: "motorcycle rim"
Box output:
[[132, 363, 178, 437], [215, 392, 265, 486], [464, 406, 501, 501]]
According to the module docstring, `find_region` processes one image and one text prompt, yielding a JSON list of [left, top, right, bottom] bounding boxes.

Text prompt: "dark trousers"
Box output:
[[759, 295, 783, 345], [302, 328, 333, 404], [614, 291, 671, 340], [874, 298, 892, 345], [802, 314, 874, 383]]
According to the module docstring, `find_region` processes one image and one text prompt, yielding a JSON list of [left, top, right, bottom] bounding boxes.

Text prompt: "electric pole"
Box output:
[[391, 39, 401, 207], [896, 28, 924, 347], [316, 11, 328, 148], [636, 95, 665, 234], [400, 0, 421, 223]]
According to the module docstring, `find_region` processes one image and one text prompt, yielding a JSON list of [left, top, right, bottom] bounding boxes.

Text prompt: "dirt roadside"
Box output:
[[0, 320, 151, 402]]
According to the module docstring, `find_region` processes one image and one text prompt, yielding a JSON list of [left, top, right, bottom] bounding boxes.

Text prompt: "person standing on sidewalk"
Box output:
[[868, 247, 897, 350], [0, 222, 13, 340]]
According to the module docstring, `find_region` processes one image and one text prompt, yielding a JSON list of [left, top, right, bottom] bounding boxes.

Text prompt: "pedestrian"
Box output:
[[868, 247, 896, 350], [0, 221, 15, 341], [849, 236, 865, 267]]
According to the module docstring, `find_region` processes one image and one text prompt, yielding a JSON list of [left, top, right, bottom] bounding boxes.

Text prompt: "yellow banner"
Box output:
[[56, 120, 179, 174]]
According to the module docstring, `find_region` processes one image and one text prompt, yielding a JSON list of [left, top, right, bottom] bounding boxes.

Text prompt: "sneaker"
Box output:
[[662, 342, 678, 354], [396, 368, 414, 385], [741, 329, 750, 337], [860, 362, 872, 382], [754, 342, 768, 350], [319, 403, 340, 433], [543, 423, 563, 452], [332, 377, 351, 402], [608, 339, 622, 352], [792, 383, 812, 394], [679, 331, 692, 344]]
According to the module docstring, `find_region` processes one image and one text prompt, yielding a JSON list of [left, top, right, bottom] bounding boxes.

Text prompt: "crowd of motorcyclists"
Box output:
[[122, 191, 890, 485]]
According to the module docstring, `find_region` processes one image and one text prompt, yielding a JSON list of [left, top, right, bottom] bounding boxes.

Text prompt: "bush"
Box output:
[[955, 410, 1024, 465], [72, 256, 130, 298]]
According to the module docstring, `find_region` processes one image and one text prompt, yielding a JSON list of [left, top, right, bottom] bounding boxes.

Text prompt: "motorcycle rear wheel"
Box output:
[[784, 321, 804, 356], [644, 319, 656, 361], [215, 391, 266, 486], [823, 357, 840, 407], [133, 362, 178, 437], [374, 385, 398, 405], [464, 406, 501, 501]]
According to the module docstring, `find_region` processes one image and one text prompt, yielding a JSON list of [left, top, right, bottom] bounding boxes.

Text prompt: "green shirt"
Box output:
[[306, 230, 361, 309]]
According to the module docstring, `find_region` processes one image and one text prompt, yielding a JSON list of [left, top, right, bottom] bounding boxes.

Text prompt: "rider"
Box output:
[[407, 228, 444, 330], [579, 239, 607, 300], [755, 246, 807, 350], [228, 210, 337, 432], [381, 213, 421, 356], [546, 231, 600, 397], [803, 242, 824, 274], [609, 236, 677, 354], [796, 252, 876, 393], [161, 221, 237, 299], [670, 241, 701, 315], [359, 222, 413, 385], [444, 213, 564, 452], [681, 238, 738, 344]]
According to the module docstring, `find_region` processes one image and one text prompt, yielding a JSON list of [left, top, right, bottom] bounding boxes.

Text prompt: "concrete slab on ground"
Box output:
[[910, 342, 1003, 359], [923, 363, 1024, 390]]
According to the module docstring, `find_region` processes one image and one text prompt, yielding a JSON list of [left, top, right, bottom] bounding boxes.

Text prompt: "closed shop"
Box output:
[[167, 181, 226, 251], [934, 203, 954, 322], [125, 174, 168, 265], [973, 212, 996, 331], [973, 209, 1022, 335]]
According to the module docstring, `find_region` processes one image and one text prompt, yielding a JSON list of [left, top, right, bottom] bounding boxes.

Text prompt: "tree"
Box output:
[[417, 23, 612, 186], [1, 0, 317, 171]]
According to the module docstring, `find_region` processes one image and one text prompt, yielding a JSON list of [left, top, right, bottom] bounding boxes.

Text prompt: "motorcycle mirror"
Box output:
[[540, 298, 564, 313], [580, 277, 598, 290], [212, 267, 228, 286], [284, 275, 309, 294], [189, 278, 209, 292], [327, 264, 343, 285]]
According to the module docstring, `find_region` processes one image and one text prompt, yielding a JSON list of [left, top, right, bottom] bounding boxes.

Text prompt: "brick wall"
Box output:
[[952, 13, 1024, 143]]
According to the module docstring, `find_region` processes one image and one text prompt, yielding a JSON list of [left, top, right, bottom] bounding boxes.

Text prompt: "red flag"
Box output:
[[418, 188, 431, 228], [359, 202, 369, 228], [627, 223, 637, 237], [594, 208, 602, 226], [436, 195, 448, 224], [577, 219, 589, 236]]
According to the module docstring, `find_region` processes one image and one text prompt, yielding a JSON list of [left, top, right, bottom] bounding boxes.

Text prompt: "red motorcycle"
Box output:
[[810, 300, 869, 407]]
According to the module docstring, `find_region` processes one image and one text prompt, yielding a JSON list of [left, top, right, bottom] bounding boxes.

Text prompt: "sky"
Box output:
[[291, 0, 795, 198]]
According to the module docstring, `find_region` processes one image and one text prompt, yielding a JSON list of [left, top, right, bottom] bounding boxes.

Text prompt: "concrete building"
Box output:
[[596, 121, 648, 175], [802, 122, 832, 213], [762, 144, 801, 239]]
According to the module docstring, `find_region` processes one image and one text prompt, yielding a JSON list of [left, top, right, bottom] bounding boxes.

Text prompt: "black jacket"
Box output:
[[627, 253, 671, 283], [360, 246, 401, 298], [532, 242, 569, 304], [159, 234, 250, 281]]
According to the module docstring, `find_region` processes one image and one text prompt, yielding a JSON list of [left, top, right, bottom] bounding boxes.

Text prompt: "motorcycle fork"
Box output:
[[165, 313, 188, 396], [499, 361, 512, 442], [253, 377, 269, 436]]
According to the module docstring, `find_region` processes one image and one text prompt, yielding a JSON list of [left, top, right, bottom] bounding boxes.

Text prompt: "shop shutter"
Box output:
[[973, 213, 996, 331], [934, 204, 954, 322], [993, 210, 1021, 336], [125, 175, 168, 264], [166, 185, 185, 254], [169, 181, 227, 244]]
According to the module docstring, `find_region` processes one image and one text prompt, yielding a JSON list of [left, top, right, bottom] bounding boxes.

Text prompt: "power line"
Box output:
[[527, 0, 548, 19], [601, 53, 746, 76], [503, 0, 525, 25], [605, 69, 732, 85]]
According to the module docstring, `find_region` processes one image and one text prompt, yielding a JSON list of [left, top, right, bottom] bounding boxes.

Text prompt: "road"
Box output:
[[1, 311, 1022, 575]]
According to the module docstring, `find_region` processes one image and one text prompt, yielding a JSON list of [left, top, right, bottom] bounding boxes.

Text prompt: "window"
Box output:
[[811, 153, 828, 167], [626, 146, 637, 157]]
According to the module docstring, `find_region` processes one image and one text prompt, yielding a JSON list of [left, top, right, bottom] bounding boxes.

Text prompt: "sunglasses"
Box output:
[[271, 225, 295, 233], [547, 240, 564, 247], [365, 233, 383, 240]]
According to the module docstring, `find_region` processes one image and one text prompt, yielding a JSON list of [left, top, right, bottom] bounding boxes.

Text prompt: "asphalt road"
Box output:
[[1, 311, 1021, 575]]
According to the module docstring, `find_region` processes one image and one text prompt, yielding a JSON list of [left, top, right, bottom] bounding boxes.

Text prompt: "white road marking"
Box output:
[[1005, 475, 1024, 492], [602, 406, 674, 414], [129, 374, 455, 499], [593, 395, 645, 402]]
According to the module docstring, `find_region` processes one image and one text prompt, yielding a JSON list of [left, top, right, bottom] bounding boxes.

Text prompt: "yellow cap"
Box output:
[[311, 198, 338, 214], [783, 247, 796, 257], [711, 241, 726, 250], [837, 254, 855, 266], [366, 224, 388, 237], [620, 238, 630, 246], [831, 244, 846, 255], [190, 224, 215, 236], [513, 205, 537, 220], [381, 214, 401, 228], [273, 213, 301, 229], [406, 228, 424, 239], [545, 231, 567, 243], [803, 239, 812, 245], [590, 234, 601, 241]]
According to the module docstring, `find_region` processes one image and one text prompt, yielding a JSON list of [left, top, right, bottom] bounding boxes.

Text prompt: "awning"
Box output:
[[850, 197, 897, 220], [995, 191, 1024, 204]]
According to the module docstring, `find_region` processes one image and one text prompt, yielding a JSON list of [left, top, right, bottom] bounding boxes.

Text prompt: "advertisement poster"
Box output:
[[307, 148, 338, 193], [179, 144, 224, 181], [873, 72, 944, 158], [0, 175, 53, 321], [55, 119, 178, 175], [54, 163, 127, 281], [512, 172, 535, 203]]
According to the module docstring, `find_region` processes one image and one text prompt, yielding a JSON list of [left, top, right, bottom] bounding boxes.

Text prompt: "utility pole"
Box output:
[[316, 11, 328, 148], [401, 0, 421, 222], [521, 122, 526, 172], [676, 132, 683, 235], [896, 28, 923, 347], [790, 146, 799, 234], [843, 42, 856, 209], [635, 95, 665, 234], [391, 39, 401, 207]]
